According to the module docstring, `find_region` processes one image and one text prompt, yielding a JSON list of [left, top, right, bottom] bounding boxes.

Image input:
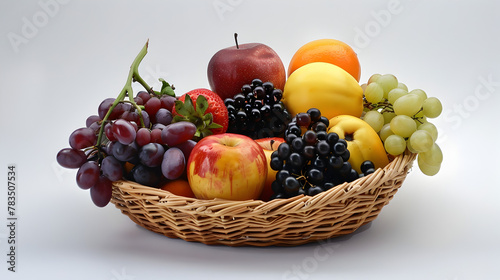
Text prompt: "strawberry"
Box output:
[[172, 88, 228, 139]]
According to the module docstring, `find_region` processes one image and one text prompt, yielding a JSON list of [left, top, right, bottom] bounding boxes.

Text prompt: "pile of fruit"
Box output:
[[57, 36, 443, 207]]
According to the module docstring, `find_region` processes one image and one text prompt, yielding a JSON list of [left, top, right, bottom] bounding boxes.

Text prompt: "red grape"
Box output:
[[112, 142, 138, 162], [161, 122, 196, 147], [86, 115, 101, 127], [101, 156, 123, 181], [150, 128, 163, 144], [136, 128, 151, 146], [98, 98, 128, 120], [134, 96, 144, 105], [111, 119, 136, 145], [138, 110, 150, 128], [155, 108, 173, 126], [145, 97, 161, 116], [69, 127, 97, 149], [174, 140, 197, 161], [161, 147, 185, 180], [130, 164, 161, 187], [88, 121, 100, 133], [160, 95, 176, 111], [139, 143, 165, 167], [105, 122, 117, 141], [137, 91, 151, 103], [90, 175, 113, 207], [76, 161, 100, 190], [56, 148, 87, 169], [120, 110, 138, 123], [98, 98, 115, 119]]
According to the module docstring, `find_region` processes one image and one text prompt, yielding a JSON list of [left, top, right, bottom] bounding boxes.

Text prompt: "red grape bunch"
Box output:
[[57, 89, 200, 207], [56, 42, 201, 207]]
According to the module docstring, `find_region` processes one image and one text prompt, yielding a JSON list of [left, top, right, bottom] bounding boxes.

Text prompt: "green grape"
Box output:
[[417, 154, 441, 176], [413, 110, 427, 127], [409, 89, 427, 102], [409, 130, 434, 152], [418, 122, 438, 141], [382, 111, 396, 124], [368, 73, 381, 84], [406, 138, 418, 153], [390, 115, 417, 137], [364, 82, 384, 103], [363, 110, 384, 132], [422, 97, 443, 118], [387, 88, 408, 104], [397, 82, 408, 91], [377, 74, 398, 98], [379, 123, 394, 142], [393, 93, 424, 116], [384, 134, 406, 155], [419, 143, 443, 166]]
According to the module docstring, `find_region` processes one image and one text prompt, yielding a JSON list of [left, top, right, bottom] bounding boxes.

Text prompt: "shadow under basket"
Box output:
[[111, 151, 417, 247]]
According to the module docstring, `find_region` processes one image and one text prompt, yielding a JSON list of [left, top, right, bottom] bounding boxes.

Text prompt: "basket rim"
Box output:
[[111, 151, 416, 216]]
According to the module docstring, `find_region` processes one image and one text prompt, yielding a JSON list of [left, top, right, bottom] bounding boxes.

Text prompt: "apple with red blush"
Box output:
[[187, 133, 267, 200], [207, 33, 286, 101]]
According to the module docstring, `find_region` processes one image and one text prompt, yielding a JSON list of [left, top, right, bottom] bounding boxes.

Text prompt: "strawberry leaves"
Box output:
[[173, 94, 222, 139]]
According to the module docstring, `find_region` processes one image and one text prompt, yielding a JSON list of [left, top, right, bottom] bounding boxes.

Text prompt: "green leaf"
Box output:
[[195, 95, 209, 115], [201, 129, 213, 138], [203, 113, 214, 125], [174, 100, 190, 116], [206, 123, 223, 129], [159, 78, 176, 97], [183, 94, 196, 115], [172, 115, 187, 123]]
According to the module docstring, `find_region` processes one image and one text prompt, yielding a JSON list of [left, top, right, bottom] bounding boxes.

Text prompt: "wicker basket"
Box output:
[[111, 151, 416, 247]]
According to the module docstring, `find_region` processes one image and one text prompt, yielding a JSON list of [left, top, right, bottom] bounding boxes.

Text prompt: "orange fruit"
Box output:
[[159, 179, 196, 198], [287, 39, 361, 82]]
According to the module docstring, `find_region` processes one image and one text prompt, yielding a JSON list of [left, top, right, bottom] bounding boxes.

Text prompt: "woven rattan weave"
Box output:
[[111, 151, 416, 246]]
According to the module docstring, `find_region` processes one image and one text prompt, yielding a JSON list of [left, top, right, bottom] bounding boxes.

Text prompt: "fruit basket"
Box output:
[[57, 38, 443, 248], [110, 151, 416, 247]]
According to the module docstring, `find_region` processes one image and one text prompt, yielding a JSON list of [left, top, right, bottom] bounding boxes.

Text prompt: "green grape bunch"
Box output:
[[361, 74, 443, 176]]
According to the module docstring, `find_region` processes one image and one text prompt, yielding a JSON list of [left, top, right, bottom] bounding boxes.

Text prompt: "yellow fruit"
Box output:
[[282, 62, 363, 120], [328, 115, 389, 173]]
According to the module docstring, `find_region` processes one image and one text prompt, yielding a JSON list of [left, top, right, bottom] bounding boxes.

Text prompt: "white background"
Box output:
[[1, 0, 499, 279]]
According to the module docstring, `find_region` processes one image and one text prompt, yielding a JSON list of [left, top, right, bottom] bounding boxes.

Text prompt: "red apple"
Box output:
[[187, 133, 268, 200], [255, 137, 285, 201], [207, 34, 286, 101]]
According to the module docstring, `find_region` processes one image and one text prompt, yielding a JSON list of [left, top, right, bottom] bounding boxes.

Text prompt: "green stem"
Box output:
[[95, 40, 151, 152]]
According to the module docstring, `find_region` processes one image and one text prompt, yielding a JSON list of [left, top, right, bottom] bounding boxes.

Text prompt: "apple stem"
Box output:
[[234, 33, 239, 49]]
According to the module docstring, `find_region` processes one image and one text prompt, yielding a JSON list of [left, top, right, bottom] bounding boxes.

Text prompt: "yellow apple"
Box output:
[[255, 137, 285, 201]]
